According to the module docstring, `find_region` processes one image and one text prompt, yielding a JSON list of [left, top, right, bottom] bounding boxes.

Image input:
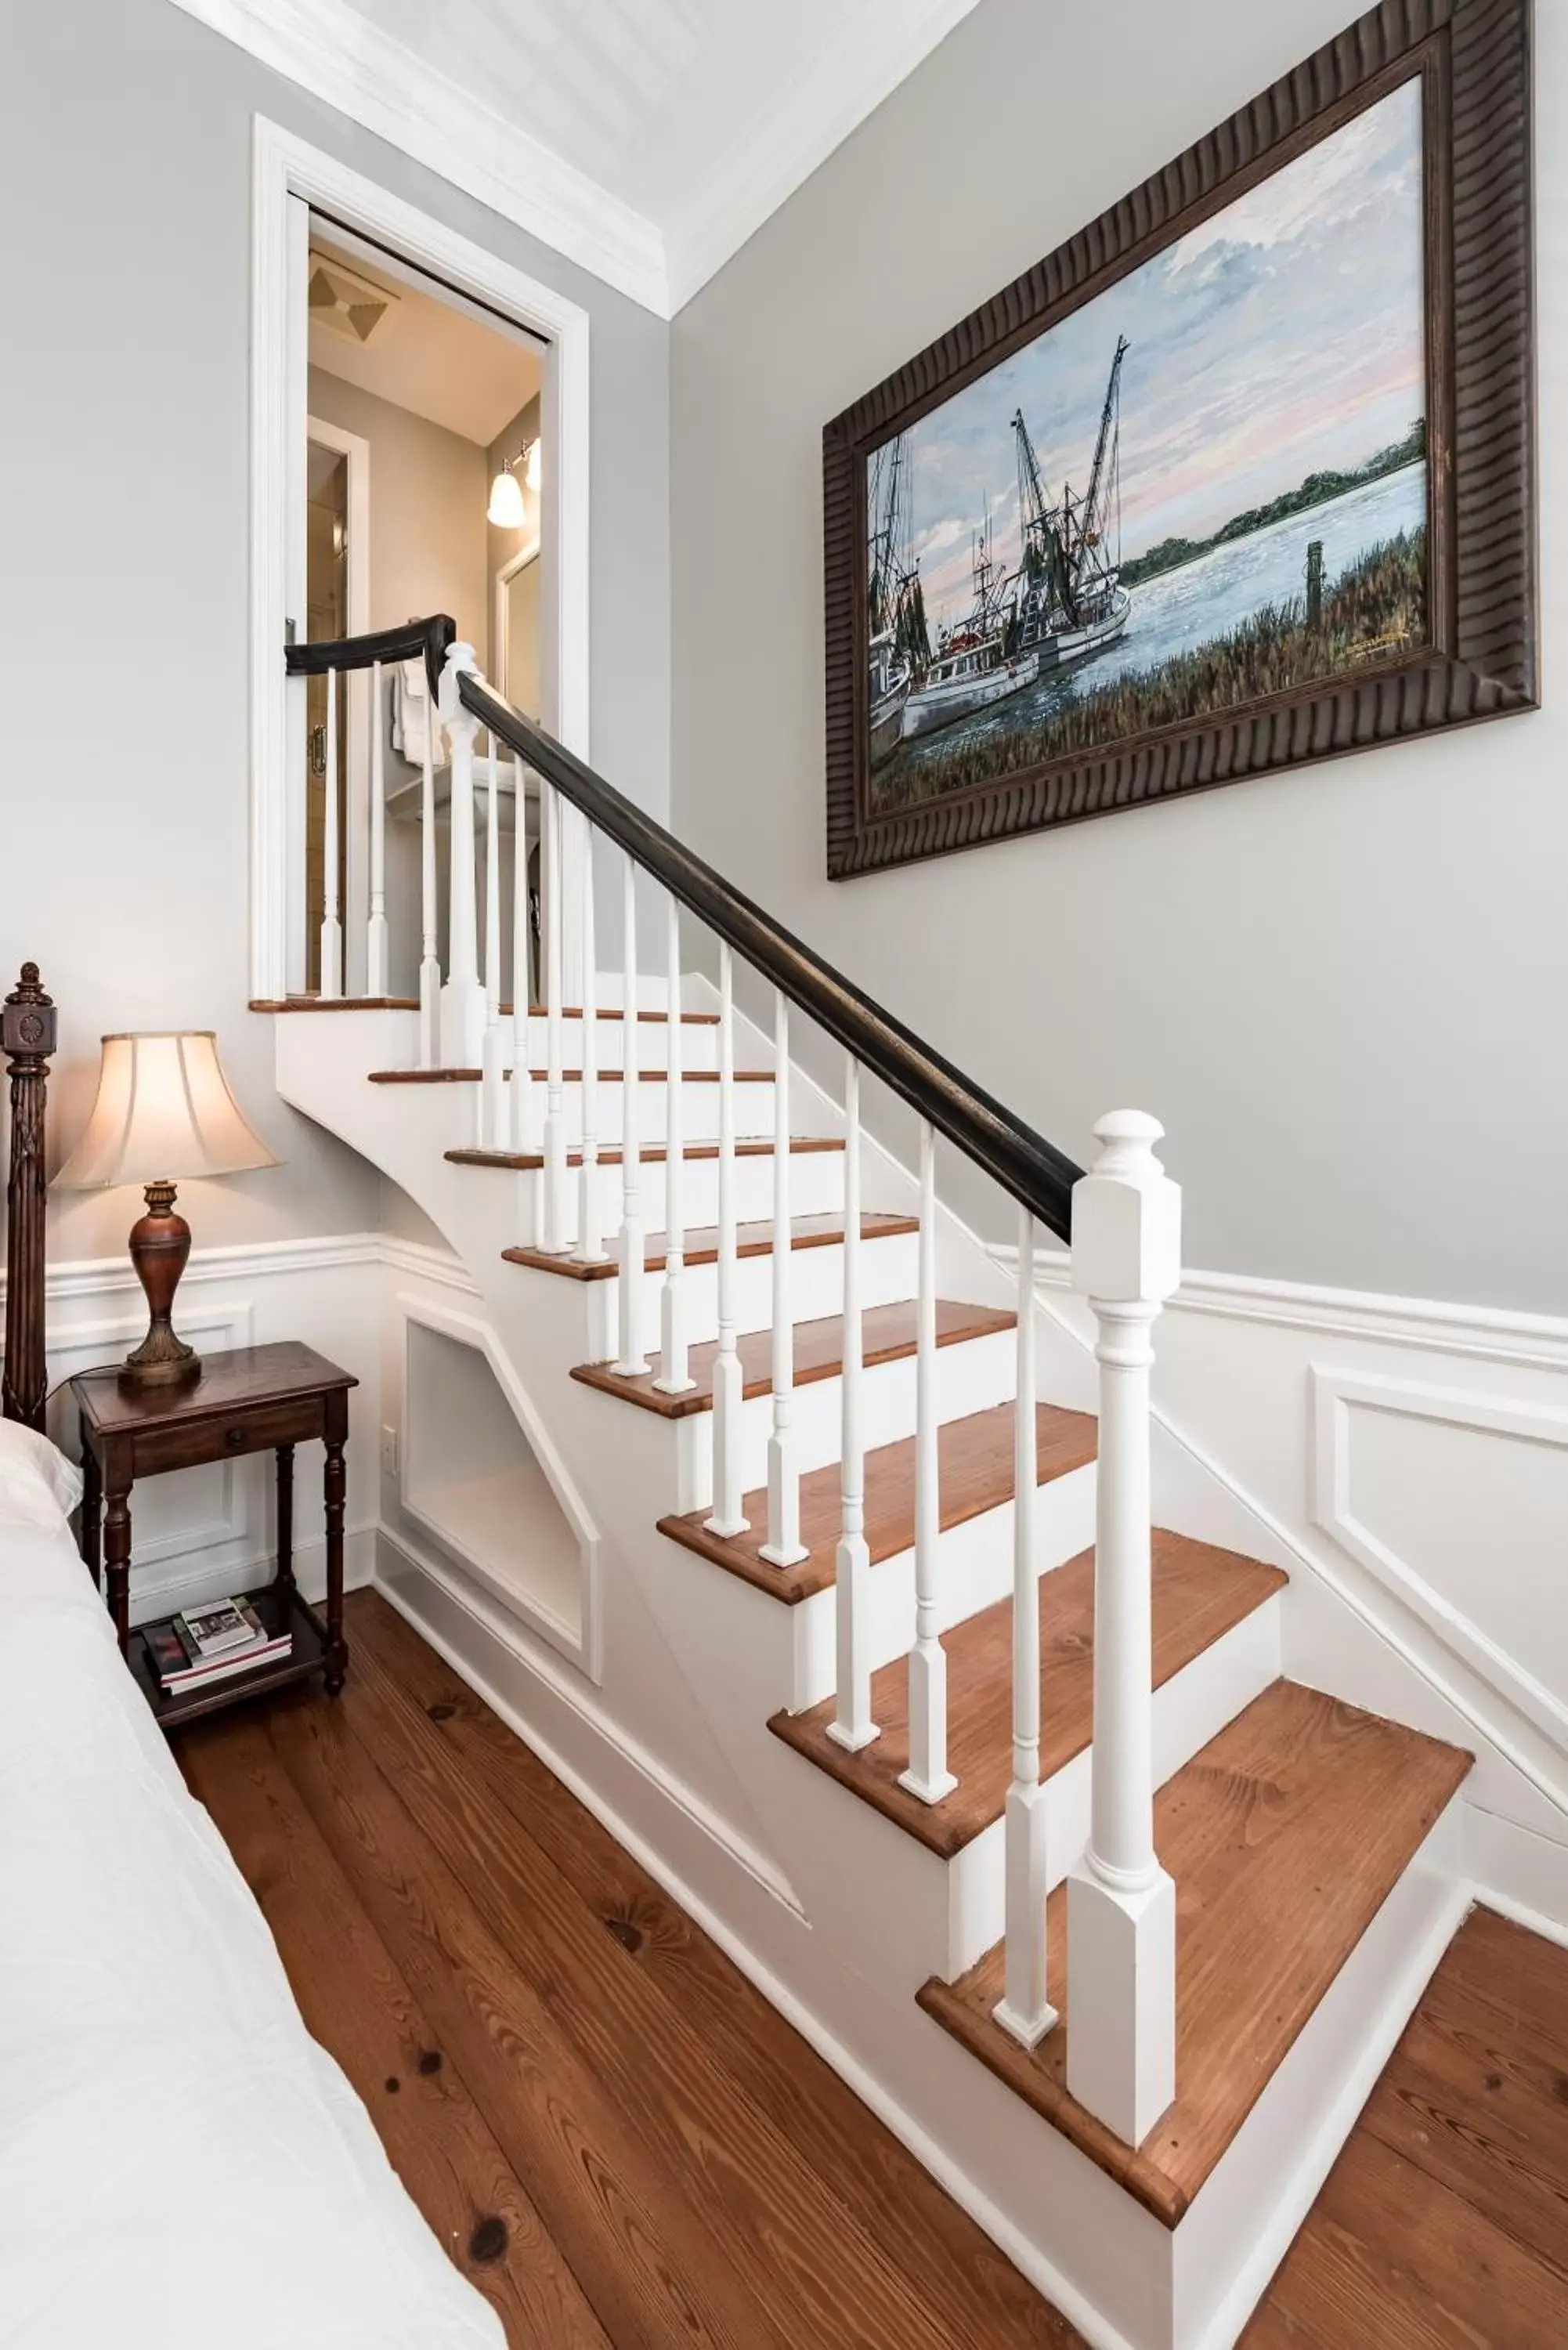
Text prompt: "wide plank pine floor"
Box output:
[[176, 1590, 1084, 2348], [177, 1593, 1568, 2348]]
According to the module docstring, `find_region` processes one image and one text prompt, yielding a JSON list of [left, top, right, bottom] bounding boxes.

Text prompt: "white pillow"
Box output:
[[0, 1419, 84, 1531]]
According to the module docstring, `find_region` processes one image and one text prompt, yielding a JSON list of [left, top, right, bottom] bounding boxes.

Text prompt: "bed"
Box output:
[[0, 964, 504, 2348]]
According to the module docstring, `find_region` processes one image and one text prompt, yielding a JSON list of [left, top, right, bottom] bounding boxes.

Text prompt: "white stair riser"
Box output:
[[577, 1230, 921, 1361], [762, 1592, 1284, 2000], [508, 1016, 728, 1072], [508, 1147, 848, 1242], [519, 1076, 780, 1145], [786, 1461, 1099, 1712], [670, 1327, 1019, 1511]]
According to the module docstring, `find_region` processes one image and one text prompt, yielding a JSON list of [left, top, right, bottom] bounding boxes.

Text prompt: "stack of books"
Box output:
[[143, 1596, 292, 1697]]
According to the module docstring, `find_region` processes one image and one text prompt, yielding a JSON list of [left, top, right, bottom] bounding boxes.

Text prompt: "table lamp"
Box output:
[[55, 1032, 281, 1384]]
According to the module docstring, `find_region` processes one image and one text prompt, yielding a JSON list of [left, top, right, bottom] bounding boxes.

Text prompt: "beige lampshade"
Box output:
[[54, 1032, 282, 1191]]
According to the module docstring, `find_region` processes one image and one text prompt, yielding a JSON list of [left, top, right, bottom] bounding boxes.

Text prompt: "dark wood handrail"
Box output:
[[457, 669, 1082, 1239], [284, 615, 456, 703]]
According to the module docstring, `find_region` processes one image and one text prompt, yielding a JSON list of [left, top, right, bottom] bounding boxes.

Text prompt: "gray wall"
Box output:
[[670, 0, 1566, 1314], [0, 0, 669, 1260]]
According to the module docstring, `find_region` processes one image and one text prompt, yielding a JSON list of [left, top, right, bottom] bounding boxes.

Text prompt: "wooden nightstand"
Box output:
[[72, 1341, 359, 1731]]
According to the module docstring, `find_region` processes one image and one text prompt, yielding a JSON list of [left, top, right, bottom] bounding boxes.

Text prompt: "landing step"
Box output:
[[917, 1680, 1472, 2225], [659, 1399, 1096, 1604], [253, 997, 717, 1023], [368, 1066, 775, 1085], [771, 1533, 1284, 1855], [570, 1300, 1014, 1419], [251, 996, 419, 1011], [504, 1213, 917, 1282], [446, 1137, 845, 1173]]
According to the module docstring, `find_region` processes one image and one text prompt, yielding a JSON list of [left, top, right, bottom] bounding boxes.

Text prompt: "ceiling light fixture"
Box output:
[[487, 435, 540, 527]]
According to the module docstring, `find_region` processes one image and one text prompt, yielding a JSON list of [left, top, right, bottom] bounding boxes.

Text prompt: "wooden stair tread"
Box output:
[[368, 1065, 774, 1084], [917, 1679, 1472, 2225], [446, 1137, 844, 1172], [504, 1212, 917, 1282], [658, 1400, 1097, 1605], [570, 1299, 1015, 1419], [770, 1532, 1285, 1855]]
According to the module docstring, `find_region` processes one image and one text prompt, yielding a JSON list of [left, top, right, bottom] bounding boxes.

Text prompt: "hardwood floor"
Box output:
[[176, 1596, 1568, 2348], [176, 1589, 1083, 2349], [1243, 1904, 1568, 2346]]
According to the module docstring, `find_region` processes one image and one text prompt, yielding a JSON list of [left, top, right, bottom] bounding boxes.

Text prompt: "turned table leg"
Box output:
[[104, 1480, 132, 1654], [274, 1444, 295, 1621], [323, 1420, 347, 1695], [81, 1448, 103, 1590]]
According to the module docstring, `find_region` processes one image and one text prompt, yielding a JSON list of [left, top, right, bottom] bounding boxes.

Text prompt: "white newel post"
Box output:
[[437, 644, 486, 1068], [319, 665, 341, 998], [1065, 1110, 1181, 2146], [367, 660, 388, 996], [417, 709, 439, 1068], [479, 731, 506, 1147]]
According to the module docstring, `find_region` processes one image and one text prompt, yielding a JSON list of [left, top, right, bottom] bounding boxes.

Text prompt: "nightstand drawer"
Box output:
[[131, 1394, 327, 1477]]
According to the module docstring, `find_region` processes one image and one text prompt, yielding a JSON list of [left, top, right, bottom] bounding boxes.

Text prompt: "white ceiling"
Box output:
[[308, 233, 541, 445], [168, 0, 982, 314]]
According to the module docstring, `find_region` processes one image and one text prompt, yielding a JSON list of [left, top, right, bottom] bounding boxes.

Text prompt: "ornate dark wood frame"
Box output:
[[3, 963, 57, 1433], [823, 0, 1535, 880]]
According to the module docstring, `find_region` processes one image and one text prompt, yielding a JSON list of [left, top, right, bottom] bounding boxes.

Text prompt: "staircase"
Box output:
[[266, 619, 1479, 2350]]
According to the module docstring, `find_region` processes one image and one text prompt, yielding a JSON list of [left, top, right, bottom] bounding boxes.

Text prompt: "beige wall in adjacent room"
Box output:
[[308, 367, 490, 654], [0, 0, 670, 1263], [669, 0, 1567, 1315]]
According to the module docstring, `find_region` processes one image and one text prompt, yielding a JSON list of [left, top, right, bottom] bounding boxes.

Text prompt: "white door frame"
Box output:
[[306, 413, 371, 989], [494, 533, 542, 708], [251, 114, 591, 1000]]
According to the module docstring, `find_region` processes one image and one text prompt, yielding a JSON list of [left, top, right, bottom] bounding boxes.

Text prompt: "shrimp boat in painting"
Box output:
[[865, 433, 928, 763], [893, 336, 1133, 752]]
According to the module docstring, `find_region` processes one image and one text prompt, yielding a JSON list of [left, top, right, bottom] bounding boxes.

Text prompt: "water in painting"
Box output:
[[866, 79, 1428, 809]]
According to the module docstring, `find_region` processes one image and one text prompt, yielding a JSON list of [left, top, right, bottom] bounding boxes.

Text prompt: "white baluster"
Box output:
[[1066, 1112, 1180, 2146], [437, 643, 485, 1068], [367, 659, 388, 997], [574, 821, 605, 1255], [540, 783, 572, 1251], [479, 731, 506, 1147], [828, 1059, 877, 1752], [652, 893, 694, 1396], [758, 991, 805, 1567], [995, 1206, 1057, 2048], [612, 851, 649, 1370], [417, 699, 439, 1068], [704, 942, 748, 1535], [899, 1119, 956, 1801], [319, 665, 341, 998], [509, 757, 534, 1148]]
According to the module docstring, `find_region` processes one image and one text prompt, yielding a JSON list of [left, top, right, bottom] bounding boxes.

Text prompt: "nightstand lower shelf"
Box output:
[[130, 1586, 331, 1731]]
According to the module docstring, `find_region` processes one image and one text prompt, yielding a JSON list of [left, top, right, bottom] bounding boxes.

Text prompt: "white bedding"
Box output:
[[0, 1441, 504, 2348]]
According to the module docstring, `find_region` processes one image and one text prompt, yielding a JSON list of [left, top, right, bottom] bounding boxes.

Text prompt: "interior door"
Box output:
[[284, 193, 311, 994]]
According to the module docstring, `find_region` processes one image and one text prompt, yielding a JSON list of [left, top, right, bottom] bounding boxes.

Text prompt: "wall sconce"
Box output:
[[487, 436, 541, 528]]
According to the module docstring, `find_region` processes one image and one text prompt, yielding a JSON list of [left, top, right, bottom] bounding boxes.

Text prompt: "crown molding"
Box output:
[[165, 0, 670, 313], [663, 0, 981, 311], [166, 0, 981, 318]]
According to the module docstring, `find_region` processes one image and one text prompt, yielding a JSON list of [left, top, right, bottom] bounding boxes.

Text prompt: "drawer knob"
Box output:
[[224, 1425, 249, 1452]]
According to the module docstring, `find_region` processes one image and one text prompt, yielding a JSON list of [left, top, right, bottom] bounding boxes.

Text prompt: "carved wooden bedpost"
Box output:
[[3, 964, 57, 1431]]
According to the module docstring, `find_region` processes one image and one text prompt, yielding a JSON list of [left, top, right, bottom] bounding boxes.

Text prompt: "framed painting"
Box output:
[[823, 0, 1535, 880]]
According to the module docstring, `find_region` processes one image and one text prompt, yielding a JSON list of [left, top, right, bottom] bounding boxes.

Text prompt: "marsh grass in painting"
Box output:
[[865, 78, 1429, 813]]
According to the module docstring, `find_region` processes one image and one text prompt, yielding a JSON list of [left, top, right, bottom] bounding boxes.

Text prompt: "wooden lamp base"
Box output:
[[123, 1180, 201, 1386]]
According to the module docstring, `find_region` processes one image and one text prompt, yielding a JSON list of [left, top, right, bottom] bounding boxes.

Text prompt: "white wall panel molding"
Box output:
[[1310, 1364, 1568, 1762], [171, 0, 667, 310]]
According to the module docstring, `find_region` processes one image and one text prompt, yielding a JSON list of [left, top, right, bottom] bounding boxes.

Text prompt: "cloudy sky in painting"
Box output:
[[887, 78, 1426, 634]]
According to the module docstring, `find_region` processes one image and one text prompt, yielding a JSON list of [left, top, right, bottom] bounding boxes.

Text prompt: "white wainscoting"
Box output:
[[997, 1242, 1568, 1852]]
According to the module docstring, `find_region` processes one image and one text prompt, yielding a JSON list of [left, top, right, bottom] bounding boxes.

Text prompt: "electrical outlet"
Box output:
[[380, 1424, 399, 1478]]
